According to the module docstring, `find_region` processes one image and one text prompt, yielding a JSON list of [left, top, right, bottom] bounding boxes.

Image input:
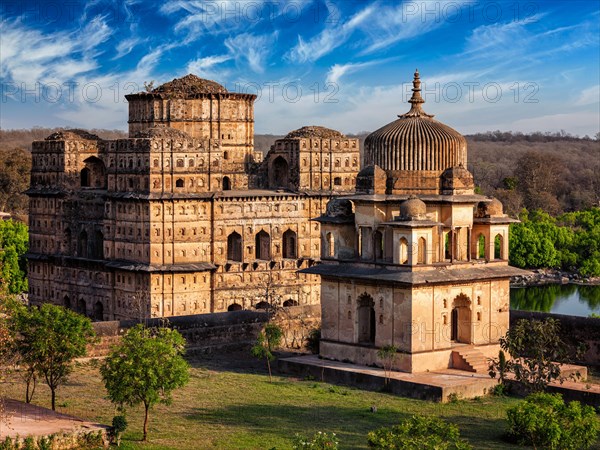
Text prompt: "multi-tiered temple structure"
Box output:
[[26, 75, 359, 320], [304, 70, 526, 373]]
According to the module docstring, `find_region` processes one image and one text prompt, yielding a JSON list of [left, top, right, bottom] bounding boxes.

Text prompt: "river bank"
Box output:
[[511, 268, 600, 288]]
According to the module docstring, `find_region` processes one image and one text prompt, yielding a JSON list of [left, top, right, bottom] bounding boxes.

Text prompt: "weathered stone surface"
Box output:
[[152, 74, 228, 95], [285, 126, 346, 140]]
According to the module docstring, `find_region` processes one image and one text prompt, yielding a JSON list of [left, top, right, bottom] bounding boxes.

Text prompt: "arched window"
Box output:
[[255, 230, 271, 260], [223, 176, 231, 191], [357, 294, 375, 344], [227, 232, 242, 262], [418, 237, 427, 264], [78, 230, 88, 258], [63, 228, 71, 254], [283, 299, 298, 307], [334, 177, 342, 186], [93, 230, 104, 259], [78, 298, 87, 317], [93, 301, 104, 321], [228, 303, 242, 311], [327, 232, 335, 257], [153, 159, 159, 168], [80, 168, 90, 187], [399, 237, 409, 264], [373, 231, 383, 260], [63, 295, 71, 309], [176, 178, 184, 188], [176, 159, 184, 168], [494, 234, 504, 259], [283, 229, 297, 259], [477, 234, 486, 259], [223, 151, 229, 160], [272, 156, 289, 188]]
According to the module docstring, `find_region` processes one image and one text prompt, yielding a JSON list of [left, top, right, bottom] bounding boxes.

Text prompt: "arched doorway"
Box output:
[[255, 230, 271, 260], [451, 294, 472, 344], [255, 301, 269, 310], [222, 176, 231, 190], [63, 295, 71, 310], [272, 156, 289, 188], [78, 299, 87, 317], [373, 231, 383, 260], [93, 301, 104, 321], [494, 234, 504, 259], [228, 303, 242, 311], [283, 229, 297, 259], [283, 299, 298, 307], [357, 294, 375, 344], [451, 308, 459, 341], [227, 232, 242, 261]]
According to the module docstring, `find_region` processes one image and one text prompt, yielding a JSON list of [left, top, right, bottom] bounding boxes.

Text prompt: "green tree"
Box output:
[[489, 318, 579, 393], [506, 392, 598, 449], [367, 414, 472, 449], [251, 323, 283, 382], [100, 324, 190, 441], [0, 147, 31, 215], [0, 219, 28, 294], [10, 303, 95, 410], [377, 345, 398, 386]]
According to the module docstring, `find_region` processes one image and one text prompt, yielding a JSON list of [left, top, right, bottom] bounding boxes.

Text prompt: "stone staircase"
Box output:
[[452, 348, 489, 374]]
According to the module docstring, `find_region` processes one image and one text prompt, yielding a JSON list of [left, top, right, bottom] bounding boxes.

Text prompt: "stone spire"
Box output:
[[400, 69, 434, 118]]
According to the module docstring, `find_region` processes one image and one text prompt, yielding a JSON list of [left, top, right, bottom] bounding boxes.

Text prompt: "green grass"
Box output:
[[2, 353, 598, 449]]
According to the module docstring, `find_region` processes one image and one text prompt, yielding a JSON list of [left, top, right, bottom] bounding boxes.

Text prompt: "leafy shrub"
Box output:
[[506, 392, 598, 449], [367, 414, 472, 449], [293, 431, 339, 449]]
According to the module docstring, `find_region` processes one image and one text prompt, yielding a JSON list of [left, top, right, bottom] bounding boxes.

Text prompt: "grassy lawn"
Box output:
[[2, 351, 598, 449]]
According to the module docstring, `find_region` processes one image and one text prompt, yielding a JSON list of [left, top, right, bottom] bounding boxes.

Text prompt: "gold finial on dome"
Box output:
[[400, 69, 434, 119]]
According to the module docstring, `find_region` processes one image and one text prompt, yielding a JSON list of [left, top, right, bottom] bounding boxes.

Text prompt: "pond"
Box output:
[[510, 284, 600, 317]]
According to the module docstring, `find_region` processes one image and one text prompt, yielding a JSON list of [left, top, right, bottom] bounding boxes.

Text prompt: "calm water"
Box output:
[[510, 284, 600, 317]]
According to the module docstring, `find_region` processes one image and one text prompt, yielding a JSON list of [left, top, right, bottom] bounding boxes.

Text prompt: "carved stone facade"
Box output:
[[303, 71, 528, 373], [27, 75, 359, 320]]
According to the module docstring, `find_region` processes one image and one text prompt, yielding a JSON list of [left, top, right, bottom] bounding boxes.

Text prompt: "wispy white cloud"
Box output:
[[287, 4, 375, 63], [358, 0, 474, 55], [186, 54, 232, 80], [575, 85, 600, 106], [325, 57, 398, 85], [225, 32, 278, 73]]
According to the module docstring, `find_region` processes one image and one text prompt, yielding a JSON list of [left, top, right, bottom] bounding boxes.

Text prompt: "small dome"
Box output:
[[133, 126, 192, 140], [441, 164, 474, 194], [364, 70, 467, 174], [45, 129, 101, 141], [400, 196, 427, 220], [325, 198, 353, 217], [284, 126, 346, 140], [476, 198, 504, 217], [151, 74, 228, 96]]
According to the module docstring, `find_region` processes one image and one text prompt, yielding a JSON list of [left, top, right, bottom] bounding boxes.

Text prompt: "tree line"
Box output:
[[509, 208, 600, 277]]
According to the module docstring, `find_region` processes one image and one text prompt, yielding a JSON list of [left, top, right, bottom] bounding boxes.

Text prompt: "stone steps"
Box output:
[[453, 348, 489, 373]]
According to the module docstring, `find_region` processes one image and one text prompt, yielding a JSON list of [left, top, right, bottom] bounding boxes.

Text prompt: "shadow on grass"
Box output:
[[186, 402, 410, 446], [182, 402, 523, 449]]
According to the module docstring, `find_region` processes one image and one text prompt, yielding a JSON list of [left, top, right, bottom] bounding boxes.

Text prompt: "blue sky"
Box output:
[[1, 0, 599, 136]]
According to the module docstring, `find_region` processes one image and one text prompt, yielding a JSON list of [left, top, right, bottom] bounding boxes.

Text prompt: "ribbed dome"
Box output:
[[364, 70, 467, 172]]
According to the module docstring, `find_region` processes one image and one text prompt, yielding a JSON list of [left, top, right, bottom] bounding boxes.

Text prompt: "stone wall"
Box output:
[[89, 305, 321, 357], [510, 310, 600, 367]]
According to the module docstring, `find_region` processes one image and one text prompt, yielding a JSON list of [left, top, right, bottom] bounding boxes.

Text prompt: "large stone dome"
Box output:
[[151, 74, 228, 96], [364, 70, 467, 173], [284, 126, 346, 140]]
